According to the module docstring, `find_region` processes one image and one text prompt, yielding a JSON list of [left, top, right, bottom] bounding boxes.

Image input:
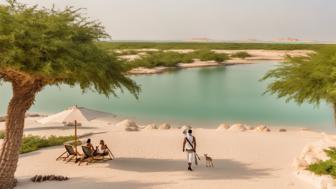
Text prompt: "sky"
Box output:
[[1, 0, 336, 42]]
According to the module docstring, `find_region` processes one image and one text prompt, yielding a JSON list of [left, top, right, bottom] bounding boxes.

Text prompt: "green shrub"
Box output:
[[308, 160, 336, 177], [117, 50, 139, 56], [0, 130, 4, 139], [191, 50, 229, 62], [20, 135, 75, 154], [129, 51, 193, 68], [231, 51, 251, 59], [308, 147, 336, 178], [325, 147, 336, 160]]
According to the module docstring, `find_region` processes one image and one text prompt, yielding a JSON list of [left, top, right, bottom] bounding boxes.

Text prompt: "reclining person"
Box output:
[[96, 140, 108, 156]]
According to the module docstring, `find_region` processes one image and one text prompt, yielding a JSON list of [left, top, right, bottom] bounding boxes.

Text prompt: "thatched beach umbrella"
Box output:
[[38, 105, 115, 156]]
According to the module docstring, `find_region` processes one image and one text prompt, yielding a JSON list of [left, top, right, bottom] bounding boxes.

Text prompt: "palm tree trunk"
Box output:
[[0, 81, 42, 189], [333, 103, 336, 128]]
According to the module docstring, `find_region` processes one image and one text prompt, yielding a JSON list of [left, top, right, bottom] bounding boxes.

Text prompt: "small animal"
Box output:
[[204, 154, 214, 167]]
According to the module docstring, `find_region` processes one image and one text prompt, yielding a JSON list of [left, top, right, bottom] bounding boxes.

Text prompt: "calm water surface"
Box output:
[[0, 62, 333, 131]]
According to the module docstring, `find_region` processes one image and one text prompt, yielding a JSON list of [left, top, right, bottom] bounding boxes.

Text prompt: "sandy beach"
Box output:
[[0, 117, 326, 189]]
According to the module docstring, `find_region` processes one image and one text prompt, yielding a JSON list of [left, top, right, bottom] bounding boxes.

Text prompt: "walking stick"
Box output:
[[194, 152, 201, 165]]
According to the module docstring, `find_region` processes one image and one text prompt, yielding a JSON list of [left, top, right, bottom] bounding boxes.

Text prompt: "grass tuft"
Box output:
[[20, 135, 75, 154], [308, 147, 336, 178]]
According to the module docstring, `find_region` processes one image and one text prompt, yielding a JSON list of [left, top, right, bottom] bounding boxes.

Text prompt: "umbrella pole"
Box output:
[[75, 120, 78, 158]]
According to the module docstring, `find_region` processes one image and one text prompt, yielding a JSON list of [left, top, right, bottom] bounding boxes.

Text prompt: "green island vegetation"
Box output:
[[308, 148, 336, 178], [194, 50, 229, 62], [101, 42, 336, 70], [126, 51, 193, 69], [20, 135, 75, 154], [124, 50, 229, 69], [231, 51, 252, 59], [98, 41, 334, 51]]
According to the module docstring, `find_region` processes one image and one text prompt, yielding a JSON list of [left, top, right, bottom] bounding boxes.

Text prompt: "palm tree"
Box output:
[[0, 1, 140, 188], [262, 46, 336, 126]]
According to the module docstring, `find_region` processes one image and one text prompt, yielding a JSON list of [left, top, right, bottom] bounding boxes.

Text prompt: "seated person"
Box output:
[[96, 140, 108, 155], [86, 138, 95, 152]]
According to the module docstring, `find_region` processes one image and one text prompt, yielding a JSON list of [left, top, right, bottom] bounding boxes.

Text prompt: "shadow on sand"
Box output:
[[16, 178, 168, 189], [24, 126, 98, 132], [107, 158, 273, 180]]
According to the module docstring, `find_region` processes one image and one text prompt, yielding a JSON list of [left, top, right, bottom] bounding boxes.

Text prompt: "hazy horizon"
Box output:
[[1, 0, 335, 42]]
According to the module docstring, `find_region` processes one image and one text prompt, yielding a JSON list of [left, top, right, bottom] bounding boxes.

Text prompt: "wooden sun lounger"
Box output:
[[56, 144, 80, 162], [78, 145, 114, 165]]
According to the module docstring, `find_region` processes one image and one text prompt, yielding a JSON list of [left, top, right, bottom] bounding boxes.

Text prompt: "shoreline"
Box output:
[[126, 49, 313, 75], [1, 109, 333, 134], [0, 115, 329, 135]]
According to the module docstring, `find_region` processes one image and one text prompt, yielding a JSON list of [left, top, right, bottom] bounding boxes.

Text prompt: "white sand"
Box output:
[[0, 118, 326, 189], [128, 66, 170, 75], [178, 60, 222, 68], [214, 50, 313, 61]]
